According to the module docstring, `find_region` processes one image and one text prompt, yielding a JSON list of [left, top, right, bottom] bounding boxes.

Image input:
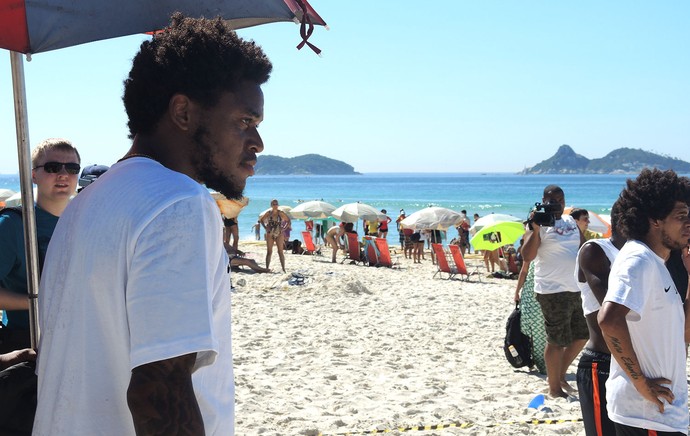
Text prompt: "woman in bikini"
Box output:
[[260, 199, 291, 272]]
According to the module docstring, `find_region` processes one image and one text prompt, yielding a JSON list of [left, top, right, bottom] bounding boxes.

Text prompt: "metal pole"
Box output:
[[10, 50, 40, 350]]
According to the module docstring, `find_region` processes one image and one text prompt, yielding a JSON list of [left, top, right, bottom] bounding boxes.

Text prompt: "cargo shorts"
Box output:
[[535, 292, 589, 346]]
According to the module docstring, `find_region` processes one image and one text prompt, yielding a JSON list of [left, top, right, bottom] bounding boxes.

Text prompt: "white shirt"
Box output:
[[533, 214, 581, 294], [604, 240, 687, 434], [34, 158, 234, 435]]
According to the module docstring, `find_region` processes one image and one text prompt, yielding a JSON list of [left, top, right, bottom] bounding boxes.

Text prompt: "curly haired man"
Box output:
[[34, 14, 272, 435]]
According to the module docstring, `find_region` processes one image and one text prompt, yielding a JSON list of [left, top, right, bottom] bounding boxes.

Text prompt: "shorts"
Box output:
[[613, 422, 685, 436], [577, 349, 614, 436], [535, 292, 589, 346], [223, 217, 237, 227]]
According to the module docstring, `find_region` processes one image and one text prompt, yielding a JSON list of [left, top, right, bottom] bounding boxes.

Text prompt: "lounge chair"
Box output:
[[341, 232, 364, 265], [363, 236, 379, 266], [448, 244, 481, 282], [374, 238, 400, 268], [301, 231, 321, 255], [431, 243, 457, 279]]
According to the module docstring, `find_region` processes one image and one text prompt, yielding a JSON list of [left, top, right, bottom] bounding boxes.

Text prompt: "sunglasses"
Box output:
[[34, 162, 81, 175]]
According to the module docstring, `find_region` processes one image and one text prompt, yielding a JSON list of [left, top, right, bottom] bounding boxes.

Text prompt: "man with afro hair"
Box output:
[[599, 168, 690, 435], [34, 14, 272, 435]]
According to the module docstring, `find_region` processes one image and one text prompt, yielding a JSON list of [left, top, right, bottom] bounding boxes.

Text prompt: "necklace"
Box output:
[[117, 153, 157, 163]]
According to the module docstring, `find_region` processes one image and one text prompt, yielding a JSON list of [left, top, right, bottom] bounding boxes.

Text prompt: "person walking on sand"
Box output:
[[33, 14, 272, 435], [599, 169, 690, 435], [522, 185, 587, 399], [574, 201, 624, 436], [260, 199, 291, 272], [0, 138, 80, 353]]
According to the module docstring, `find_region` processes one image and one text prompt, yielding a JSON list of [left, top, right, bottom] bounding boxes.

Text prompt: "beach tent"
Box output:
[[0, 0, 327, 348]]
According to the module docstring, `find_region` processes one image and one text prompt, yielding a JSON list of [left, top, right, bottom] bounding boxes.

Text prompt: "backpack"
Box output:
[[503, 303, 533, 368]]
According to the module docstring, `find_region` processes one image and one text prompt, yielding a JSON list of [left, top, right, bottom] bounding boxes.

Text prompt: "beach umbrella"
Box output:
[[1, 0, 327, 348], [259, 205, 293, 219], [0, 188, 15, 202], [400, 206, 463, 231], [470, 221, 526, 252], [469, 213, 523, 235], [289, 200, 336, 220], [2, 187, 37, 207], [210, 192, 249, 219], [331, 202, 383, 223], [563, 207, 611, 236]]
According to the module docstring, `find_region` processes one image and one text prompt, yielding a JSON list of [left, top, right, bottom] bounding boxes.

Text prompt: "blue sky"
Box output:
[[1, 1, 689, 174]]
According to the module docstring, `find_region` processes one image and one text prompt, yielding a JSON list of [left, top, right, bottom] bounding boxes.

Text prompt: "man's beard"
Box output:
[[661, 228, 688, 251], [192, 125, 245, 200]]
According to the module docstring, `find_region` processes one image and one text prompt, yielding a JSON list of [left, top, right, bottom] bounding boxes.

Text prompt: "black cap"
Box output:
[[78, 164, 110, 188]]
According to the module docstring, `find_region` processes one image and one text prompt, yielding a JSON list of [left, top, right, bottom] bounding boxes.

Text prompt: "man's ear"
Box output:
[[168, 94, 197, 132]]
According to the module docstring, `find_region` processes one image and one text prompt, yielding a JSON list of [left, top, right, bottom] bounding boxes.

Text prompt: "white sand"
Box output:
[[231, 240, 585, 436]]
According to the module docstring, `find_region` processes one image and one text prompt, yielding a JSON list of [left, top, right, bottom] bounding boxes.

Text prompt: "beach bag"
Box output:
[[503, 303, 533, 368]]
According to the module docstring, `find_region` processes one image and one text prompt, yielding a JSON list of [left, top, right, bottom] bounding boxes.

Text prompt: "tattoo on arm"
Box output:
[[621, 356, 642, 380], [609, 336, 624, 354], [127, 353, 203, 435]]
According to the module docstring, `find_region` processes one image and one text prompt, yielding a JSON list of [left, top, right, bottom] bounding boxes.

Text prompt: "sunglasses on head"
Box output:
[[34, 162, 81, 175]]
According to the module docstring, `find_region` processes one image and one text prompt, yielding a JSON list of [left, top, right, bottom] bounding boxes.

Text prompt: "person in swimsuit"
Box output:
[[378, 209, 392, 238], [260, 199, 291, 272]]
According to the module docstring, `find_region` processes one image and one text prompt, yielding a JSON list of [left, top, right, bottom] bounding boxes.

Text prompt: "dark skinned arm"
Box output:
[[578, 242, 611, 305], [127, 353, 203, 435], [521, 221, 541, 263], [598, 302, 674, 413]]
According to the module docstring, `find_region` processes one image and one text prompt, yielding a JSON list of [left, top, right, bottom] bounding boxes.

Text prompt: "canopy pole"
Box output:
[[10, 50, 40, 350]]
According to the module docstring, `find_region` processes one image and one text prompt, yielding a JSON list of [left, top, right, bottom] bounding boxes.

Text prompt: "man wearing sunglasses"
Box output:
[[0, 138, 80, 353]]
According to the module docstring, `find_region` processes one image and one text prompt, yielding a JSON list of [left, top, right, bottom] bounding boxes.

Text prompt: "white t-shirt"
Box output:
[[604, 240, 688, 434], [33, 158, 233, 435], [533, 214, 581, 295], [575, 238, 620, 315]]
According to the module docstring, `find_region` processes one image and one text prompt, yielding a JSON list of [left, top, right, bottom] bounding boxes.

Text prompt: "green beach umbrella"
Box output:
[[470, 221, 525, 251]]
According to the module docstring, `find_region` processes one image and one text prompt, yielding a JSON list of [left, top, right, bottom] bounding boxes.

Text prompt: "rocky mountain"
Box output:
[[255, 154, 359, 175], [519, 145, 690, 174]]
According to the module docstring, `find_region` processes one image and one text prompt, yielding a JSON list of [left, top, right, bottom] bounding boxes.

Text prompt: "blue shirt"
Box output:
[[0, 205, 58, 329]]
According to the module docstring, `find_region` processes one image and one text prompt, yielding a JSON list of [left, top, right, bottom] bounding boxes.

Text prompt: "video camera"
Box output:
[[528, 202, 560, 229]]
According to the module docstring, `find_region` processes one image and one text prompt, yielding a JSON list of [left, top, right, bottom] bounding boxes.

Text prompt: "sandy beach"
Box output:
[[231, 240, 587, 436]]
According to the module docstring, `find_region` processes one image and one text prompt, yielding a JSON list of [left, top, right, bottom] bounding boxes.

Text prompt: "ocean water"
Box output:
[[2, 172, 664, 240]]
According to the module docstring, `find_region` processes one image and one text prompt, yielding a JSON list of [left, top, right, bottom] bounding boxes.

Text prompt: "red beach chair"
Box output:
[[341, 232, 364, 265], [301, 231, 320, 255], [448, 244, 481, 282], [431, 243, 456, 280], [374, 238, 400, 268], [364, 236, 378, 266]]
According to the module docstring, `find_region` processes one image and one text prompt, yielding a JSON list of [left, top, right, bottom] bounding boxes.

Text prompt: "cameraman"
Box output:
[[522, 184, 587, 398]]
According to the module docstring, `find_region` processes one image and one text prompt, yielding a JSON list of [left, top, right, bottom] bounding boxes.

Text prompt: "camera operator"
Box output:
[[522, 184, 587, 398]]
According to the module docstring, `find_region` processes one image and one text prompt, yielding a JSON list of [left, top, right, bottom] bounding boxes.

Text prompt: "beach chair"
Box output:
[[341, 232, 364, 265], [374, 238, 400, 268], [301, 231, 321, 256], [363, 236, 379, 266], [431, 243, 457, 280], [448, 244, 481, 282]]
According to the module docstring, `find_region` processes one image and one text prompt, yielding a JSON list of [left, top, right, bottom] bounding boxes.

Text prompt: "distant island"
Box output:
[[255, 154, 360, 175], [519, 145, 690, 174]]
